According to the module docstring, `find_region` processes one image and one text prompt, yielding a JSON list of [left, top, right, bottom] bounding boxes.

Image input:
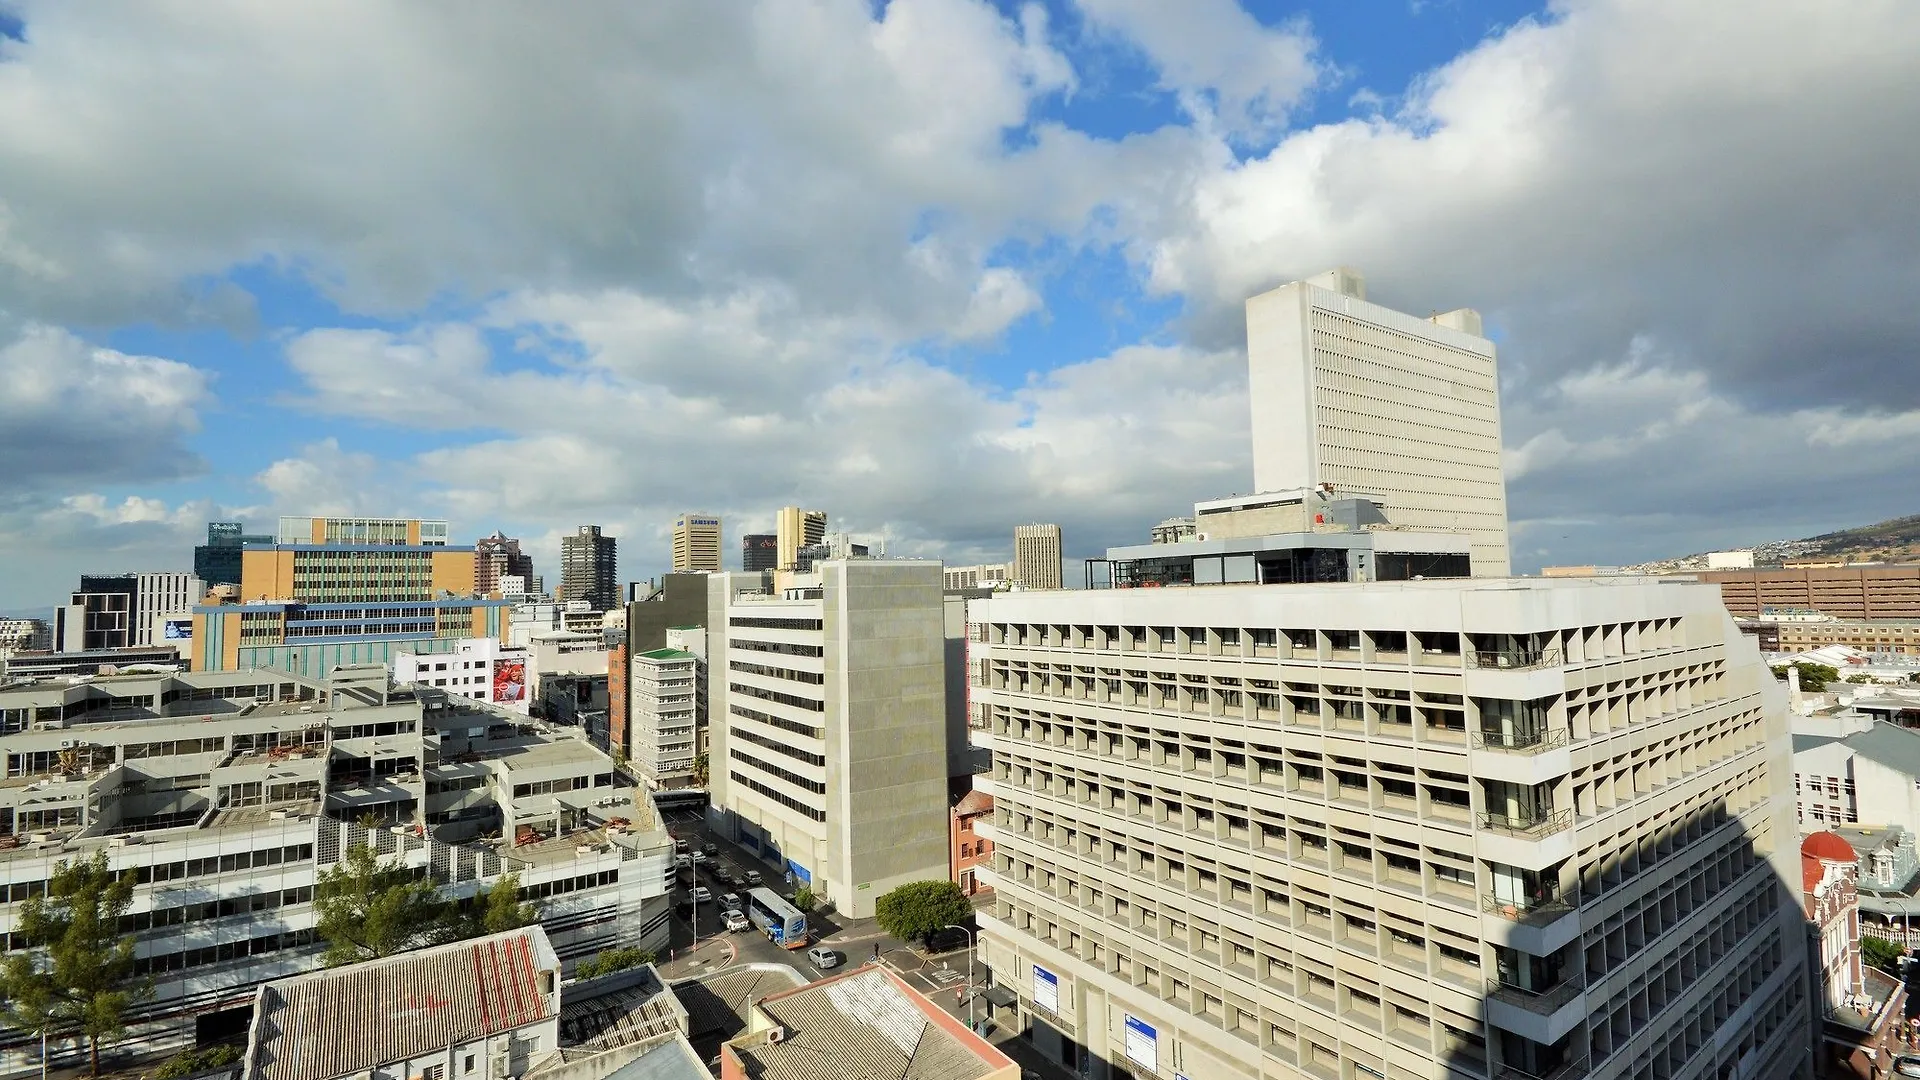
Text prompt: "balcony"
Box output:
[[1483, 891, 1576, 926], [1472, 727, 1568, 754], [1477, 807, 1574, 840], [1469, 647, 1563, 671], [1487, 975, 1585, 1015]]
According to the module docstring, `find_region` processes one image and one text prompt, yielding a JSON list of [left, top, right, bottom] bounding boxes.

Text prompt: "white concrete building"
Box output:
[[394, 637, 531, 713], [136, 572, 203, 648], [967, 575, 1806, 1080], [630, 646, 700, 788], [1792, 722, 1920, 831], [1246, 268, 1512, 576], [706, 560, 951, 917], [0, 667, 672, 1073]]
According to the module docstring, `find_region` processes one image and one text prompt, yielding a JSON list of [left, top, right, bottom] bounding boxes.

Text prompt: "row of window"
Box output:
[[729, 616, 824, 631], [730, 770, 826, 822], [728, 659, 823, 685], [731, 638, 824, 659], [729, 681, 824, 713], [731, 747, 826, 795], [119, 885, 315, 932], [731, 726, 826, 767], [729, 703, 822, 741]]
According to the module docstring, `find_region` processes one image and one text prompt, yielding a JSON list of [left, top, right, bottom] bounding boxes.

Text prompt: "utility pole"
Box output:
[[943, 924, 978, 1033]]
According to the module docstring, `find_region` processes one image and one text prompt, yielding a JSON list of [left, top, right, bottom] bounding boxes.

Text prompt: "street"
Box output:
[[653, 807, 1077, 1079]]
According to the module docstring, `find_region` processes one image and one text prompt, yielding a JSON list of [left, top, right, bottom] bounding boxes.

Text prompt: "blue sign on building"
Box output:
[[787, 859, 811, 884]]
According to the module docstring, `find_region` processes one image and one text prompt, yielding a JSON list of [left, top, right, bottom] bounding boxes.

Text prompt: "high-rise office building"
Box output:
[[1246, 267, 1512, 576], [742, 533, 778, 573], [968, 577, 1806, 1080], [671, 513, 723, 573], [134, 571, 203, 646], [52, 573, 191, 651], [193, 521, 273, 588], [775, 507, 828, 572], [706, 559, 951, 918], [474, 531, 536, 596], [1013, 523, 1063, 590], [561, 524, 619, 611]]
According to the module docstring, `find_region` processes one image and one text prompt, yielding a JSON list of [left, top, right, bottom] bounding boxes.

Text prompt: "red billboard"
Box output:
[[491, 658, 526, 703]]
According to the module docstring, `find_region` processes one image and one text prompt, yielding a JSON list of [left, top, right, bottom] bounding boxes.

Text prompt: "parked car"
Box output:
[[745, 870, 763, 886], [690, 851, 708, 864], [674, 838, 689, 854], [806, 946, 841, 970], [719, 892, 742, 911], [723, 909, 750, 932], [673, 854, 692, 869], [703, 842, 719, 856], [722, 869, 745, 888], [690, 885, 712, 903], [1896, 1057, 1920, 1079]]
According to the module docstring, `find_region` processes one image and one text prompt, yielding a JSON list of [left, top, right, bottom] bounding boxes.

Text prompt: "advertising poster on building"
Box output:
[[162, 619, 192, 640], [1033, 966, 1059, 1013], [1124, 1016, 1157, 1072], [491, 658, 526, 703]]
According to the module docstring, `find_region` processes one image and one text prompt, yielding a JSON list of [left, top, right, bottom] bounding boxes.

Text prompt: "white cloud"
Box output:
[[1075, 0, 1322, 141]]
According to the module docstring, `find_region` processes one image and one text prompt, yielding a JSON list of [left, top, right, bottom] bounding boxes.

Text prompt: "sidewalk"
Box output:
[[655, 935, 735, 980]]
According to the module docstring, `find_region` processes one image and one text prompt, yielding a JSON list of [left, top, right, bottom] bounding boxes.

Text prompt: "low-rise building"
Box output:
[[1802, 832, 1907, 1080], [0, 619, 51, 654], [395, 637, 531, 712], [717, 966, 1016, 1080], [1792, 722, 1920, 829], [950, 788, 992, 898], [0, 668, 673, 1071], [0, 645, 181, 679], [943, 563, 1013, 591]]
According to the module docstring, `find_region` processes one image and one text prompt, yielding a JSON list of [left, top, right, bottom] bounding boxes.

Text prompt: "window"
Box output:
[[462, 1056, 476, 1075], [423, 1067, 444, 1080]]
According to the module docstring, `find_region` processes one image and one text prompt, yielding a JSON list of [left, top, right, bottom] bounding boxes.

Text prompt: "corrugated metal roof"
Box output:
[[733, 968, 1003, 1080], [249, 929, 557, 1080]]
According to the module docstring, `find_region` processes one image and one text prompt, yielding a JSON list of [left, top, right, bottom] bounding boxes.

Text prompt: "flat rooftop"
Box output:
[[723, 966, 1013, 1080]]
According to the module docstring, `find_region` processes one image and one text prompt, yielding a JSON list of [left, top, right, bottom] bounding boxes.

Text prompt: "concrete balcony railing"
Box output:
[[1487, 974, 1586, 1015], [1472, 727, 1569, 754], [1469, 648, 1564, 671], [1478, 807, 1574, 840]]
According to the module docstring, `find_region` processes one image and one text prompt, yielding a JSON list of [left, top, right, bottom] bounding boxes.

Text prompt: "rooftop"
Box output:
[[724, 966, 1013, 1080], [245, 927, 560, 1080], [671, 966, 806, 1040], [635, 649, 696, 661], [559, 965, 686, 1053]]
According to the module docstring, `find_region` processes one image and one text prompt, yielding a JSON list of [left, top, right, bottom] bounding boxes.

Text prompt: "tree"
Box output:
[[792, 885, 816, 912], [154, 1044, 240, 1080], [573, 947, 655, 980], [874, 880, 973, 949], [0, 852, 152, 1076], [1772, 662, 1840, 693], [472, 873, 537, 937], [1846, 673, 1874, 685], [691, 754, 710, 788], [1863, 935, 1905, 975], [314, 844, 452, 967]]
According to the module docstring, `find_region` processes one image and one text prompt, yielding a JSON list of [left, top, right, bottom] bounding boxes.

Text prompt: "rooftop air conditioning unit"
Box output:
[[765, 1028, 786, 1045], [58, 739, 77, 749]]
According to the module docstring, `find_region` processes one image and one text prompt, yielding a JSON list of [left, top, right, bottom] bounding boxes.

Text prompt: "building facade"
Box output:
[[706, 560, 951, 918], [1245, 268, 1511, 576], [394, 637, 531, 713], [55, 573, 137, 652], [474, 531, 536, 597], [1013, 524, 1063, 591], [0, 667, 672, 1073], [561, 525, 619, 611], [967, 575, 1807, 1080], [671, 514, 723, 573], [136, 572, 204, 647], [952, 789, 994, 897], [275, 516, 449, 546], [1801, 832, 1905, 1080], [0, 618, 52, 654], [630, 648, 700, 787], [946, 563, 1015, 591], [1702, 566, 1920, 620], [194, 522, 273, 590], [773, 508, 827, 573], [742, 534, 778, 573]]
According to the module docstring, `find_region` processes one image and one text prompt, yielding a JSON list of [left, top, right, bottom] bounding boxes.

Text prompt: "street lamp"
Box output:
[[942, 924, 978, 1033]]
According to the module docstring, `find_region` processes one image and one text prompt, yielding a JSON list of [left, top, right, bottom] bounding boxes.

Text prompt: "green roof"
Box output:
[[666, 625, 703, 631], [637, 648, 696, 661]]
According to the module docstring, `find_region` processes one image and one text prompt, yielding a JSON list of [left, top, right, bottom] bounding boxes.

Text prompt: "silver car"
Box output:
[[806, 946, 841, 970]]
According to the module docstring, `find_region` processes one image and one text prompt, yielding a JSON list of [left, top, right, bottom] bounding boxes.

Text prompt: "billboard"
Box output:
[[1033, 966, 1058, 1013], [161, 618, 193, 640], [491, 658, 526, 703], [1124, 1016, 1157, 1072]]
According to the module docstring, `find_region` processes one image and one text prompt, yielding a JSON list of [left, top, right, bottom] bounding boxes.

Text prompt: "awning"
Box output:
[[983, 985, 1018, 1009]]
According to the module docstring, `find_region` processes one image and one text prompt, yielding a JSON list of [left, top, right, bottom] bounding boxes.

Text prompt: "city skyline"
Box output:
[[2, 2, 1917, 610]]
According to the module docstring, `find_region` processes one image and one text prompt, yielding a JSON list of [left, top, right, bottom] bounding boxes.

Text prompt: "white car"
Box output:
[[690, 851, 708, 864], [690, 885, 712, 903], [807, 946, 841, 970], [719, 892, 742, 911], [723, 909, 750, 932], [673, 854, 692, 869]]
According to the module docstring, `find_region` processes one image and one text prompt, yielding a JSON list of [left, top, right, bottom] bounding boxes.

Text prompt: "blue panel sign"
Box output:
[[1032, 965, 1058, 1013], [786, 859, 811, 883], [1124, 1015, 1157, 1072]]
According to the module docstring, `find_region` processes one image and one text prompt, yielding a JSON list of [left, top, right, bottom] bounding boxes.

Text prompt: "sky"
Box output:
[[3, 0, 1919, 612]]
